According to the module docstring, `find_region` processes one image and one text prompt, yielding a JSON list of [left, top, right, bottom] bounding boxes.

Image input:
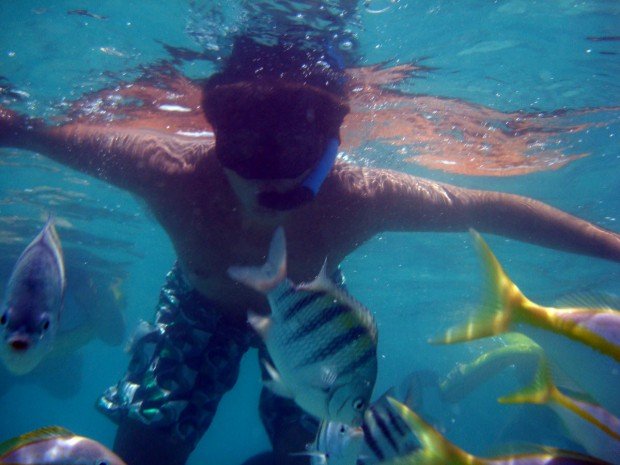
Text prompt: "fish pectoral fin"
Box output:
[[289, 451, 327, 464], [317, 366, 339, 392], [262, 360, 294, 399], [248, 311, 272, 339]]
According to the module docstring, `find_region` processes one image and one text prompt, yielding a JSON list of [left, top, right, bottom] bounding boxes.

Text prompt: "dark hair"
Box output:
[[201, 36, 350, 181], [203, 36, 349, 97]]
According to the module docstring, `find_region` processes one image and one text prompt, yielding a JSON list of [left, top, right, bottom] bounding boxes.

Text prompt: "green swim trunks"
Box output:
[[97, 263, 341, 449]]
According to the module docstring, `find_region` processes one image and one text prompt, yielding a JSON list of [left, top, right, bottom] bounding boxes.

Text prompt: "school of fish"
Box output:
[[2, 218, 618, 465]]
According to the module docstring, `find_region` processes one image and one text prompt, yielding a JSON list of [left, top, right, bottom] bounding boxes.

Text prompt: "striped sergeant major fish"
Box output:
[[499, 356, 620, 465], [228, 226, 378, 425], [433, 230, 620, 417], [383, 397, 613, 465], [0, 217, 65, 375], [0, 425, 126, 464]]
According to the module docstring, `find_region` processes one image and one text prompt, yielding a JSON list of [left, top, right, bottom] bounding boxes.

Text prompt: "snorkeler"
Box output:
[[1, 35, 620, 465]]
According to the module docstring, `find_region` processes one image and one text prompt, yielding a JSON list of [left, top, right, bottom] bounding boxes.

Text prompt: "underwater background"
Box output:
[[0, 1, 619, 464]]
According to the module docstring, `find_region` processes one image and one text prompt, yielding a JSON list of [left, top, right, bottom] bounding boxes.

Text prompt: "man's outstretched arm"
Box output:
[[0, 107, 212, 196], [337, 164, 620, 262]]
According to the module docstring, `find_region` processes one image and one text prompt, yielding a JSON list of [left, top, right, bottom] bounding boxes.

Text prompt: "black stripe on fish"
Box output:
[[385, 404, 407, 438], [299, 326, 368, 366], [285, 304, 350, 343], [362, 418, 385, 461], [283, 291, 326, 321], [338, 346, 376, 378], [369, 405, 400, 453]]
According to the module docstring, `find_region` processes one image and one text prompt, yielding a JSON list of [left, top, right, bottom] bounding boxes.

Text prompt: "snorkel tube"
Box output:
[[257, 137, 340, 210]]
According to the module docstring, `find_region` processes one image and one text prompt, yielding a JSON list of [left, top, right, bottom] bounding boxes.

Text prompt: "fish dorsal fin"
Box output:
[[0, 426, 73, 458], [298, 258, 334, 293], [385, 397, 473, 464], [297, 260, 378, 339]]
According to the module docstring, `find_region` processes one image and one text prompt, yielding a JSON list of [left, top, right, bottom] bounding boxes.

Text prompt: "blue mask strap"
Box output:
[[301, 137, 340, 196]]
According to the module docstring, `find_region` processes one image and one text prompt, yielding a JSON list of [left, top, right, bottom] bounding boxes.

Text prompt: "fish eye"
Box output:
[[0, 312, 6, 326], [352, 398, 366, 411], [339, 425, 347, 434]]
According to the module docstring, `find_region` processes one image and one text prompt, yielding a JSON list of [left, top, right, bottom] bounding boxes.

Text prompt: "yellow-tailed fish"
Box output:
[[499, 358, 620, 464], [440, 333, 544, 404], [0, 425, 126, 464], [228, 227, 377, 425], [383, 397, 612, 465], [433, 230, 620, 416], [359, 393, 421, 465], [0, 217, 65, 375]]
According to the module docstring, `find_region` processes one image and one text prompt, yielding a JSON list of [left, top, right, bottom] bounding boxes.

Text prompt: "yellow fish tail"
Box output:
[[432, 230, 529, 344], [498, 357, 556, 406], [385, 397, 478, 465]]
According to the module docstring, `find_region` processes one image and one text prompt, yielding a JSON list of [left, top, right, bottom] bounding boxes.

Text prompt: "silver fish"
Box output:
[[302, 375, 420, 465], [306, 388, 420, 465], [0, 218, 65, 375], [0, 425, 126, 464], [228, 227, 378, 425], [301, 420, 363, 465]]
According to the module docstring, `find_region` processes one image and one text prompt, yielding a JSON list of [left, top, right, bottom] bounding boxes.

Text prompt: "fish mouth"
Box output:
[[8, 336, 31, 352]]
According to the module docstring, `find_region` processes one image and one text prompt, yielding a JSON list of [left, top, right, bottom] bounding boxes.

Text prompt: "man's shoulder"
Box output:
[[329, 161, 419, 196]]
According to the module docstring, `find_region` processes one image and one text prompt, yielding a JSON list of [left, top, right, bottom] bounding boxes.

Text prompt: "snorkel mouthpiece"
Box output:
[[302, 137, 339, 196], [257, 137, 339, 210]]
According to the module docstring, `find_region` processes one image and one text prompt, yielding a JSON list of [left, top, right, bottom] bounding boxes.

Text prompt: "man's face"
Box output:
[[214, 112, 327, 182]]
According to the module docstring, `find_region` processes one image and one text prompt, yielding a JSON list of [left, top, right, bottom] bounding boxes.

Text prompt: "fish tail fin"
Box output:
[[228, 227, 287, 293], [498, 357, 557, 406], [431, 229, 526, 344], [386, 397, 477, 464]]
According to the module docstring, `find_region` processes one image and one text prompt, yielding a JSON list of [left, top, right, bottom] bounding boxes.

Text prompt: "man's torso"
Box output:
[[143, 155, 372, 318]]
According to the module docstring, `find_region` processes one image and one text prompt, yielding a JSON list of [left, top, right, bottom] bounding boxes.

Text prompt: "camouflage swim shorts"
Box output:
[[97, 262, 341, 449]]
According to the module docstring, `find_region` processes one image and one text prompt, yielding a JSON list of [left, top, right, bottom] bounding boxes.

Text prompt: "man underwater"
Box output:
[[1, 37, 620, 465]]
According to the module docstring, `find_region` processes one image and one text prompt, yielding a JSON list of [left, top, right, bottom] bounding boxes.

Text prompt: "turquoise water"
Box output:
[[1, 1, 619, 464]]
